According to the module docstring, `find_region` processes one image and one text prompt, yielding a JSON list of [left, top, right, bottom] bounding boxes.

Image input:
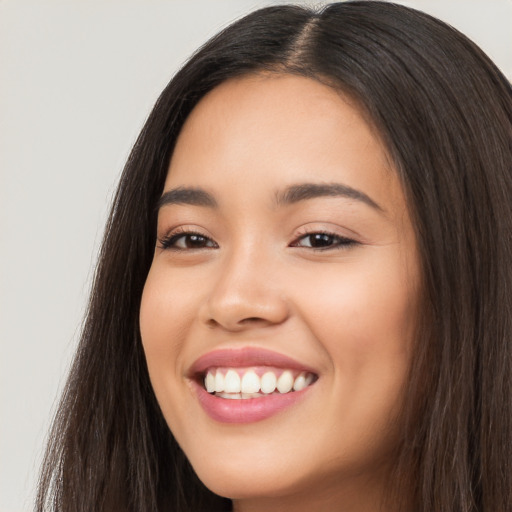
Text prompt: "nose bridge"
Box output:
[[203, 238, 288, 330]]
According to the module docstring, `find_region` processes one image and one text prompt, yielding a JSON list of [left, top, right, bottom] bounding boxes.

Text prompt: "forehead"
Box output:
[[165, 73, 404, 215]]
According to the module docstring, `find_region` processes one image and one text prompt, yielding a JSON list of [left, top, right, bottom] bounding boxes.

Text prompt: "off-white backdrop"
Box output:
[[1, 1, 511, 511]]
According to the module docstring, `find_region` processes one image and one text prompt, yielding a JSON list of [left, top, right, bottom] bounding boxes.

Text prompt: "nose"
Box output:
[[200, 246, 289, 332]]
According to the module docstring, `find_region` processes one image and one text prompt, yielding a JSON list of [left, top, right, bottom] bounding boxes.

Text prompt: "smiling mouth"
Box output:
[[190, 348, 319, 422], [202, 367, 317, 398]]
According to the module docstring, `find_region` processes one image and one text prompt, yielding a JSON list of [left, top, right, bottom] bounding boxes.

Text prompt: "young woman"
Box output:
[[37, 2, 512, 511]]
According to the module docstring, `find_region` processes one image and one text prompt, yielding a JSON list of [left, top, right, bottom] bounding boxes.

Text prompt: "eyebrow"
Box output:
[[157, 187, 218, 209], [275, 182, 383, 211], [157, 182, 382, 212]]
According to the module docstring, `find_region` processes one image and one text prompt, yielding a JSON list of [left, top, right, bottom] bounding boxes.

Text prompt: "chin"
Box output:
[[199, 473, 307, 503], [188, 451, 310, 500]]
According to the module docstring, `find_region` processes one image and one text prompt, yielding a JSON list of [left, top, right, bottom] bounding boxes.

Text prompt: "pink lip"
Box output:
[[189, 347, 317, 375], [188, 347, 318, 424], [192, 382, 313, 423]]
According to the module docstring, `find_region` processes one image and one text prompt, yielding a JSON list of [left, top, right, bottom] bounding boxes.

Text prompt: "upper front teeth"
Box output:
[[203, 368, 314, 395], [261, 371, 277, 393]]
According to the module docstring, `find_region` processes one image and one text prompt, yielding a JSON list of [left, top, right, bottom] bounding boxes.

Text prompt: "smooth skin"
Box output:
[[140, 74, 419, 512]]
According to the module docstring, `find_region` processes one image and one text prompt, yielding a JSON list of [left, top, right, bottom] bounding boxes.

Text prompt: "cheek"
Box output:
[[139, 266, 191, 393], [296, 256, 416, 380], [139, 267, 194, 429], [140, 265, 199, 355], [140, 280, 172, 361]]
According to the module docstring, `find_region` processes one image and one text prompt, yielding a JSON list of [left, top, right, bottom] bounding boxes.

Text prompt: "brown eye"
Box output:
[[302, 233, 336, 248], [160, 232, 217, 250], [293, 232, 357, 250]]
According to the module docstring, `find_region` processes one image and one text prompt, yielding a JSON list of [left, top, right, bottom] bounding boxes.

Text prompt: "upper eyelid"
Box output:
[[291, 225, 358, 241], [158, 223, 215, 242], [159, 227, 350, 240], [159, 224, 212, 239]]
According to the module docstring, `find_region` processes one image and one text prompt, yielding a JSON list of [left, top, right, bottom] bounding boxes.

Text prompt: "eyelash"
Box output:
[[158, 228, 358, 252], [290, 230, 358, 251], [159, 228, 218, 251]]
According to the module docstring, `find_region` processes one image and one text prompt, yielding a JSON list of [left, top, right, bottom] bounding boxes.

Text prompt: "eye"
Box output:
[[159, 230, 218, 250], [291, 231, 357, 250]]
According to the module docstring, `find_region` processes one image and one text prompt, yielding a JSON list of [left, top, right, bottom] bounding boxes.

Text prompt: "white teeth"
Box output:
[[214, 372, 224, 392], [241, 370, 260, 394], [203, 368, 316, 396], [276, 370, 294, 393], [205, 372, 215, 393], [260, 371, 277, 394], [224, 369, 241, 393], [216, 392, 241, 400], [293, 373, 307, 391]]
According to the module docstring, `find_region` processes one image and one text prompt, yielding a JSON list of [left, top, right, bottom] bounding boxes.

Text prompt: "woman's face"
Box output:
[[140, 74, 419, 510]]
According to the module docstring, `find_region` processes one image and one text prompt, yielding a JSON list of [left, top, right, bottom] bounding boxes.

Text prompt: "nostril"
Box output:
[[240, 317, 265, 324], [206, 318, 220, 329], [206, 316, 272, 330]]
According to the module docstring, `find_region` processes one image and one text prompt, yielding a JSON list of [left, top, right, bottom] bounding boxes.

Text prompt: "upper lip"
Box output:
[[188, 347, 318, 377]]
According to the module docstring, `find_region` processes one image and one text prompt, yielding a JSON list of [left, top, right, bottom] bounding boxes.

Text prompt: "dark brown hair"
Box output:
[[37, 2, 512, 511]]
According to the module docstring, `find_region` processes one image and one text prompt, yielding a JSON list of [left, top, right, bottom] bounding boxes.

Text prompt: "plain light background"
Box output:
[[1, 1, 511, 511]]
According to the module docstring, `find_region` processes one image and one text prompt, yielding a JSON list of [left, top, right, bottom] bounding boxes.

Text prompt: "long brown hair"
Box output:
[[37, 2, 512, 511]]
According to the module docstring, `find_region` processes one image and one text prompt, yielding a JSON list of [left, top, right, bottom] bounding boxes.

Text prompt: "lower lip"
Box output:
[[192, 381, 313, 424]]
